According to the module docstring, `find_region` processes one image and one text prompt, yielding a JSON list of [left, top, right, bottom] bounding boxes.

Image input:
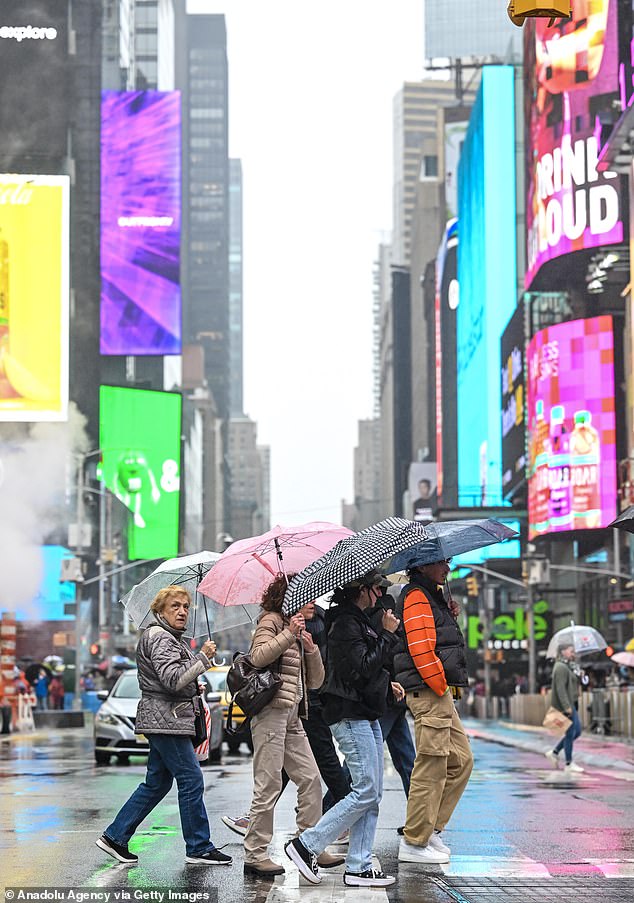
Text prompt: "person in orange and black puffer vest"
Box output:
[[394, 559, 473, 866]]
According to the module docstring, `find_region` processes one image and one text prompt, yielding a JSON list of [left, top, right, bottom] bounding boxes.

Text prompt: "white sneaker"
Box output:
[[221, 814, 249, 837], [428, 832, 451, 856], [544, 750, 560, 768], [564, 762, 584, 774], [398, 838, 449, 864]]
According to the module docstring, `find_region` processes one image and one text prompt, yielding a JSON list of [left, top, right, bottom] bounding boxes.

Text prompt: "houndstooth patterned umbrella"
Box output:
[[282, 517, 429, 615]]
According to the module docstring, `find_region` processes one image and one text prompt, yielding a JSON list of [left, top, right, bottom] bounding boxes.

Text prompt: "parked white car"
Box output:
[[93, 669, 223, 765]]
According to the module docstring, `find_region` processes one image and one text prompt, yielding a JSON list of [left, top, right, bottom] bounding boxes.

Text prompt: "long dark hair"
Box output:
[[330, 585, 362, 607], [261, 572, 297, 612]]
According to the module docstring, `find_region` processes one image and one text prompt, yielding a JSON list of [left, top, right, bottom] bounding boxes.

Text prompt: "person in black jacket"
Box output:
[[284, 570, 403, 889]]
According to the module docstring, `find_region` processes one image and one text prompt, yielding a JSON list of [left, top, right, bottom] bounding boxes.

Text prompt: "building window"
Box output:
[[420, 155, 438, 179]]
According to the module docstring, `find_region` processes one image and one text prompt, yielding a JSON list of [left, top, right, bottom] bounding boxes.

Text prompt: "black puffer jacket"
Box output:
[[394, 573, 468, 690], [306, 605, 328, 705], [321, 603, 400, 724]]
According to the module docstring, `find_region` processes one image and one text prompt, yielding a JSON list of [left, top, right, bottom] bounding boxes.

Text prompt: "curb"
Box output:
[[465, 724, 634, 772]]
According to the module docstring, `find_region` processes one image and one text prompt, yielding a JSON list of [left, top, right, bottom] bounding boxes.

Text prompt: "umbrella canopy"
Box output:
[[545, 624, 607, 659], [198, 521, 354, 607], [282, 517, 430, 616], [120, 551, 254, 640], [388, 519, 518, 573], [608, 506, 634, 534], [611, 651, 634, 668]]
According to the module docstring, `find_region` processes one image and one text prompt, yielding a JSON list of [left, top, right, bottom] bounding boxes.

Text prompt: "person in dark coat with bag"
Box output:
[[95, 586, 231, 867], [285, 570, 403, 889], [395, 560, 473, 866]]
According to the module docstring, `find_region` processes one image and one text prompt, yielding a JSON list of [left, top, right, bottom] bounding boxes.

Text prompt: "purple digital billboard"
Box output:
[[100, 91, 181, 355], [524, 1, 623, 287], [526, 316, 616, 539]]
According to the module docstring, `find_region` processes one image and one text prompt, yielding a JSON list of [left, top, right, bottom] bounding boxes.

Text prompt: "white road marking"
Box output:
[[265, 835, 390, 903]]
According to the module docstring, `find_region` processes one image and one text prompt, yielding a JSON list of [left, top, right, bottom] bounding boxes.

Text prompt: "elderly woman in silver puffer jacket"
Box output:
[[95, 586, 232, 867]]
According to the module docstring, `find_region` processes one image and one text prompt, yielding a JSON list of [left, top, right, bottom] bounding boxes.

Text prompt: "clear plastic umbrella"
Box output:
[[545, 623, 607, 659], [120, 551, 258, 643]]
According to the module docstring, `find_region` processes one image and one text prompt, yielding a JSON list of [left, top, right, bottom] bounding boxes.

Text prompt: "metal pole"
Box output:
[[73, 456, 85, 711], [526, 583, 536, 695], [98, 485, 106, 644], [483, 585, 495, 719]]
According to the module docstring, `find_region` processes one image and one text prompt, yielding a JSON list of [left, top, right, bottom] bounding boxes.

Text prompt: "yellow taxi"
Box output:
[[200, 665, 253, 753]]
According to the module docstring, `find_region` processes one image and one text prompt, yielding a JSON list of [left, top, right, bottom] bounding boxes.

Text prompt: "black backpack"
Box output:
[[225, 651, 283, 734]]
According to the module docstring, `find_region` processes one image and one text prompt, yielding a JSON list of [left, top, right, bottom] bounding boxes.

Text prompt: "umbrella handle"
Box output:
[[212, 656, 226, 667]]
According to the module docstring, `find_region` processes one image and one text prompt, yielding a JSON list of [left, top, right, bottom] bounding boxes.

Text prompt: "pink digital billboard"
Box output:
[[527, 316, 616, 539], [524, 1, 623, 287]]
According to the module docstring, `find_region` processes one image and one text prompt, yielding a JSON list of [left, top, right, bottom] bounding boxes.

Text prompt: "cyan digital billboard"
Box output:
[[457, 67, 517, 507], [100, 91, 182, 355]]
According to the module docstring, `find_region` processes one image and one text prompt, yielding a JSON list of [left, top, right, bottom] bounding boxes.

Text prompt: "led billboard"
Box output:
[[435, 219, 459, 508], [100, 91, 182, 355], [524, 1, 623, 287], [0, 174, 69, 422], [408, 462, 438, 523], [0, 0, 69, 160], [457, 67, 517, 507], [526, 315, 616, 539], [99, 386, 181, 560], [501, 301, 526, 500]]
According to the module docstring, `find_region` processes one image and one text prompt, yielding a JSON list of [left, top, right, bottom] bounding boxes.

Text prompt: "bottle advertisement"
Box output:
[[0, 174, 69, 422], [526, 315, 616, 539]]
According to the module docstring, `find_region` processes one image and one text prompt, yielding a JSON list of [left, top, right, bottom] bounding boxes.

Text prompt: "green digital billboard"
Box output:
[[99, 385, 181, 560]]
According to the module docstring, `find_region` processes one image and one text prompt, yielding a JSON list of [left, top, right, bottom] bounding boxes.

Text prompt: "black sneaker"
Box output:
[[95, 834, 138, 865], [185, 848, 233, 865], [284, 837, 321, 885], [344, 868, 396, 887]]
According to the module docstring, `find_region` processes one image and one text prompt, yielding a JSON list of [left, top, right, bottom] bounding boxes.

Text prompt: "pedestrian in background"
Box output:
[[285, 570, 402, 889], [34, 669, 49, 711], [367, 587, 416, 824], [242, 574, 342, 878], [395, 559, 473, 866], [48, 674, 64, 710], [544, 643, 584, 775], [96, 586, 231, 867]]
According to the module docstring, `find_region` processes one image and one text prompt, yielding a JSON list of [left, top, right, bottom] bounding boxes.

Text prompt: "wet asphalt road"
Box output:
[[1, 723, 634, 903]]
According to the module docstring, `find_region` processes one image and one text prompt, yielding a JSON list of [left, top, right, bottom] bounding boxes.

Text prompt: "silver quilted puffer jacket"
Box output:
[[134, 617, 211, 736]]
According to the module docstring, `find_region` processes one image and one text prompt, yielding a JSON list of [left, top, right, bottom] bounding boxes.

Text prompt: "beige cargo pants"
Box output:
[[403, 686, 473, 848], [244, 704, 322, 864]]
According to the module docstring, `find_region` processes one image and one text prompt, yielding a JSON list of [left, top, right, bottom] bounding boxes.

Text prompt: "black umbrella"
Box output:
[[24, 663, 52, 685], [608, 507, 634, 534], [282, 517, 429, 615]]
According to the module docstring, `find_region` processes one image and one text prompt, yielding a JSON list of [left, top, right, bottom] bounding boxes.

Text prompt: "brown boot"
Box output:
[[317, 850, 346, 869], [244, 858, 285, 877]]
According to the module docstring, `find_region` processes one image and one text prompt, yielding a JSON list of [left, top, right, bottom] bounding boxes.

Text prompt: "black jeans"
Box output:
[[280, 700, 351, 812]]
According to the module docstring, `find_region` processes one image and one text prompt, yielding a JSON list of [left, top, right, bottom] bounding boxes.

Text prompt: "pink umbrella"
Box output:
[[611, 651, 634, 668], [198, 522, 354, 607]]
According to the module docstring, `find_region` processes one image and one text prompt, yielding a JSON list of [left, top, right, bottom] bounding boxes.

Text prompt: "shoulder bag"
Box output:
[[225, 651, 282, 733]]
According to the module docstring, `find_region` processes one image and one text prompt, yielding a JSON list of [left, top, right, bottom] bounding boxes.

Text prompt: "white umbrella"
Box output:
[[545, 623, 607, 660]]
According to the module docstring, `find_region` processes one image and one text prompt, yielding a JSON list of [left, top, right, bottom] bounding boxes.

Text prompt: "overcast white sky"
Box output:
[[188, 1, 424, 525]]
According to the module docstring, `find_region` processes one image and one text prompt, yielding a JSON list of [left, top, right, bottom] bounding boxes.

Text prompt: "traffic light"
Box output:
[[466, 575, 480, 597], [506, 0, 570, 27], [89, 643, 101, 659]]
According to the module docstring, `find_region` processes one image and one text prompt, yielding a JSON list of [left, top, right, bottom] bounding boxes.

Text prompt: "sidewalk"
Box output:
[[463, 717, 634, 772]]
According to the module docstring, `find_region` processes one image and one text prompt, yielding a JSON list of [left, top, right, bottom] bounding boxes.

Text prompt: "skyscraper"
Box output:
[[229, 158, 243, 417], [176, 11, 230, 421]]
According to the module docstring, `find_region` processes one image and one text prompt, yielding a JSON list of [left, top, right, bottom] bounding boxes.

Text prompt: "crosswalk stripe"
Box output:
[[441, 855, 634, 879]]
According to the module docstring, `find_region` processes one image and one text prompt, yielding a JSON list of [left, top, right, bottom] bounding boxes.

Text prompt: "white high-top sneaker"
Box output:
[[398, 838, 450, 864]]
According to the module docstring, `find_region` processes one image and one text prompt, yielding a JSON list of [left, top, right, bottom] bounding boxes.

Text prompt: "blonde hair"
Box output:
[[150, 585, 191, 615]]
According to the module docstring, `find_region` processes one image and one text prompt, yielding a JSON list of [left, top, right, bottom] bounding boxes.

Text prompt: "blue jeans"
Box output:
[[299, 719, 384, 874], [104, 733, 213, 857], [380, 706, 415, 797], [553, 707, 582, 764]]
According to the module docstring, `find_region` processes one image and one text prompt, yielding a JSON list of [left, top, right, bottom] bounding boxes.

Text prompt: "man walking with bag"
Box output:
[[395, 559, 473, 865]]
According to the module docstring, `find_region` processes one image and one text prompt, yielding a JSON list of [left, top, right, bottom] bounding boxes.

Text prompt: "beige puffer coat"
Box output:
[[250, 610, 325, 718]]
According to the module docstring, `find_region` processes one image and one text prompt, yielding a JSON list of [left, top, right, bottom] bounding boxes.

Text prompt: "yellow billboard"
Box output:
[[0, 174, 69, 421]]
